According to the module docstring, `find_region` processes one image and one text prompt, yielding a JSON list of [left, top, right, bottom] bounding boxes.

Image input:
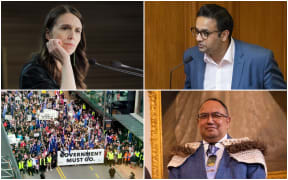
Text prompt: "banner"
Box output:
[[27, 115, 32, 121], [5, 115, 12, 120], [39, 109, 58, 120], [57, 149, 104, 166], [7, 134, 17, 144]]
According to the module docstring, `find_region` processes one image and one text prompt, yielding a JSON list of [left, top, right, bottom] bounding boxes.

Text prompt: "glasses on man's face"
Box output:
[[190, 27, 219, 40], [198, 112, 228, 121]]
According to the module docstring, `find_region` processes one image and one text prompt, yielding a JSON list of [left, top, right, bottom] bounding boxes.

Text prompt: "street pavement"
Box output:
[[22, 163, 143, 179]]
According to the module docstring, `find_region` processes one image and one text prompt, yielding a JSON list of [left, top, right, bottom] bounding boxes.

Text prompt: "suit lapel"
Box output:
[[195, 143, 208, 178], [194, 52, 205, 89], [231, 40, 245, 89], [215, 135, 232, 178], [215, 149, 231, 178]]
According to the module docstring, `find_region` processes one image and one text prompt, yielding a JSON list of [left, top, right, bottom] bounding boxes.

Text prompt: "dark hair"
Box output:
[[199, 98, 229, 116], [39, 5, 89, 89], [197, 4, 233, 40]]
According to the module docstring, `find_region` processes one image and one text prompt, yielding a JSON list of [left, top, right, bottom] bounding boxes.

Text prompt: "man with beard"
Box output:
[[183, 4, 286, 90]]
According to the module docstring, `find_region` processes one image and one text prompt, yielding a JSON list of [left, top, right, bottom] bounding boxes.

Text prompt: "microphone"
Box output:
[[169, 56, 193, 89], [89, 59, 143, 78], [112, 61, 143, 72]]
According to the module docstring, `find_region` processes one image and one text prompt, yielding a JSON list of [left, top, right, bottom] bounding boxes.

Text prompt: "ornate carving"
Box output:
[[148, 91, 163, 179]]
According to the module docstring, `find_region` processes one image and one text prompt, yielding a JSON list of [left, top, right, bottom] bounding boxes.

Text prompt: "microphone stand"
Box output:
[[169, 56, 193, 89], [169, 63, 185, 89]]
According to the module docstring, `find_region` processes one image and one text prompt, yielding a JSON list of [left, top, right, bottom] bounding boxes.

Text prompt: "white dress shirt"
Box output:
[[203, 134, 228, 178], [204, 38, 235, 90]]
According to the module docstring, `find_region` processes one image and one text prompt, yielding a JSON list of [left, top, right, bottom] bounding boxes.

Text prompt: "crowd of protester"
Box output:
[[2, 91, 143, 177]]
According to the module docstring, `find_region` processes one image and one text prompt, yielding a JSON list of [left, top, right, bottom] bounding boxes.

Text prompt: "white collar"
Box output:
[[203, 134, 228, 150], [204, 38, 235, 66]]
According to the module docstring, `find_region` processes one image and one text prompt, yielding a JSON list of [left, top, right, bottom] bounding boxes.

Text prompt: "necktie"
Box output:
[[206, 144, 219, 179]]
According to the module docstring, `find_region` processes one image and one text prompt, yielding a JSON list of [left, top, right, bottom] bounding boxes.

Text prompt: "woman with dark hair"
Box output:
[[20, 5, 89, 89]]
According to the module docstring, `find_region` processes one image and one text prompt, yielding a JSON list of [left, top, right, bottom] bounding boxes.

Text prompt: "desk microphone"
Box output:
[[88, 59, 143, 78], [112, 61, 143, 72]]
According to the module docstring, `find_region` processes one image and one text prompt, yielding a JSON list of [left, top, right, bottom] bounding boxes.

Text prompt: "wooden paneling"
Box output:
[[145, 1, 287, 89], [2, 2, 143, 89], [145, 2, 187, 89], [238, 2, 287, 82]]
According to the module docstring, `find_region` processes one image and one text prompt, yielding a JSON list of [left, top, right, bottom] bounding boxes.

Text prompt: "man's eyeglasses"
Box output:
[[190, 27, 219, 40], [198, 112, 228, 120]]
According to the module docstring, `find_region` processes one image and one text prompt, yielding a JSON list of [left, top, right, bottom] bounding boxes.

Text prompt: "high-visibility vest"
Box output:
[[47, 156, 52, 163], [40, 158, 46, 166], [135, 151, 140, 158], [83, 104, 86, 110], [118, 152, 122, 159], [27, 159, 33, 167], [140, 153, 144, 160], [108, 152, 114, 160], [18, 161, 24, 169]]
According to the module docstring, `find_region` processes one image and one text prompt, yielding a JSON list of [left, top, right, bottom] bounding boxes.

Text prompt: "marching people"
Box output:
[[2, 91, 144, 178]]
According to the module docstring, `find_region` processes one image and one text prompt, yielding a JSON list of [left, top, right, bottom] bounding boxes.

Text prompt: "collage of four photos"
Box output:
[[1, 1, 287, 179]]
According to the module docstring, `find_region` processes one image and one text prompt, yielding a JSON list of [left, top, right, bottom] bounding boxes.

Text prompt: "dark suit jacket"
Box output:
[[184, 39, 286, 89], [168, 143, 266, 179]]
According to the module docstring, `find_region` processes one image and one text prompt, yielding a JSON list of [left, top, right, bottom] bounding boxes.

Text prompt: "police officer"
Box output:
[[117, 150, 122, 165], [18, 158, 25, 175], [108, 150, 115, 167], [47, 154, 52, 171], [140, 151, 144, 168], [135, 150, 140, 166], [27, 156, 34, 176], [39, 155, 46, 173]]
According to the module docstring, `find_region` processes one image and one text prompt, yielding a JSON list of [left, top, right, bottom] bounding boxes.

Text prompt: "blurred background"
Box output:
[[2, 1, 143, 89]]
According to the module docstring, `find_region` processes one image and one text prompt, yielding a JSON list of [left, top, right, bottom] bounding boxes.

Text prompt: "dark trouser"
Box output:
[[52, 160, 57, 169], [108, 159, 113, 167], [20, 168, 25, 175], [28, 167, 34, 176], [47, 163, 51, 171], [118, 158, 122, 165], [104, 158, 108, 166]]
